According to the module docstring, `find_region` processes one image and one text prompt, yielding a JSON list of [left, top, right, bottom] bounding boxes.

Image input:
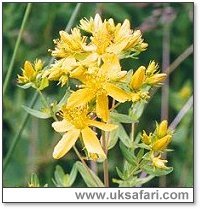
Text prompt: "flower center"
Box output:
[[62, 106, 89, 129]]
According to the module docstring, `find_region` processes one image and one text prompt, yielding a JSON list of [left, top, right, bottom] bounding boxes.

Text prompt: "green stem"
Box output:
[[3, 3, 32, 96], [102, 131, 109, 187], [65, 3, 82, 32], [3, 92, 38, 171], [3, 3, 83, 173], [37, 89, 49, 108]]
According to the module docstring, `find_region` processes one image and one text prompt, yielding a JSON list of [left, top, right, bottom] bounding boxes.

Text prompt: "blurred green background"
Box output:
[[3, 2, 193, 187]]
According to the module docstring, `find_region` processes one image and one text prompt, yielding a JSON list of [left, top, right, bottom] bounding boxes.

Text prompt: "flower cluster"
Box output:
[[17, 14, 167, 161], [141, 120, 173, 169]]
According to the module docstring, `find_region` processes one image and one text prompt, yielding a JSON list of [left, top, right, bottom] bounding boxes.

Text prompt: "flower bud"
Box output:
[[141, 42, 148, 50], [146, 61, 158, 76], [146, 73, 167, 85], [157, 120, 168, 138], [152, 134, 172, 151], [24, 61, 36, 80], [141, 130, 151, 145], [130, 66, 146, 90], [152, 156, 168, 169], [34, 59, 44, 72]]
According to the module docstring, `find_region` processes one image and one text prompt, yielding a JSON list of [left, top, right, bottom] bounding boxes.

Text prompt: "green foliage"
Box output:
[[28, 173, 40, 187], [22, 105, 51, 119], [52, 165, 77, 187], [110, 111, 137, 124], [75, 162, 104, 187]]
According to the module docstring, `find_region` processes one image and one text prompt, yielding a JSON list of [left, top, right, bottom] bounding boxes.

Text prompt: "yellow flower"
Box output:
[[42, 57, 76, 86], [152, 134, 172, 151], [156, 120, 168, 138], [130, 66, 146, 90], [17, 60, 43, 84], [79, 14, 148, 57], [52, 105, 117, 160], [66, 54, 130, 122], [79, 13, 103, 34], [50, 28, 93, 59], [152, 155, 168, 169]]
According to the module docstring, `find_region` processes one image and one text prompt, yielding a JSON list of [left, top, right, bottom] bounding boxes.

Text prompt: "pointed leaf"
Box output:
[[68, 164, 78, 186], [143, 164, 173, 176], [54, 165, 66, 187], [75, 161, 104, 187], [129, 102, 146, 120], [22, 105, 51, 119], [119, 141, 137, 166], [137, 148, 144, 161], [17, 83, 32, 89], [116, 167, 124, 180], [118, 124, 133, 147], [38, 77, 49, 90], [110, 112, 137, 123], [108, 127, 119, 150]]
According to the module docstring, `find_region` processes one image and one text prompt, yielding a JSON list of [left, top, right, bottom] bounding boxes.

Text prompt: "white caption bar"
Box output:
[[3, 187, 193, 203]]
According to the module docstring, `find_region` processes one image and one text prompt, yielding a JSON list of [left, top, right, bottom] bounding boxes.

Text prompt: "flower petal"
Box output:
[[53, 129, 80, 159], [52, 120, 73, 133], [96, 92, 109, 122], [104, 83, 130, 102], [81, 127, 106, 160], [87, 119, 118, 132], [67, 88, 95, 107]]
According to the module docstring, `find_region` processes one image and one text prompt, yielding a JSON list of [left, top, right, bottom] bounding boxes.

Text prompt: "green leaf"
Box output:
[[75, 161, 104, 187], [118, 124, 133, 148], [116, 167, 124, 180], [137, 148, 144, 161], [38, 77, 49, 90], [108, 127, 119, 150], [110, 112, 137, 124], [119, 141, 137, 166], [53, 165, 66, 187], [135, 132, 141, 144], [52, 165, 77, 187], [22, 105, 51, 119], [17, 83, 32, 89], [137, 143, 151, 150], [29, 173, 40, 187], [68, 164, 78, 186], [143, 165, 173, 176], [129, 102, 146, 120]]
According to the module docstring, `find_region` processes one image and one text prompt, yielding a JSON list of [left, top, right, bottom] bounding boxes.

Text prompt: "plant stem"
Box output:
[[73, 146, 100, 187], [3, 3, 32, 96], [3, 92, 38, 171], [37, 89, 49, 108], [65, 3, 82, 32], [102, 131, 109, 187]]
